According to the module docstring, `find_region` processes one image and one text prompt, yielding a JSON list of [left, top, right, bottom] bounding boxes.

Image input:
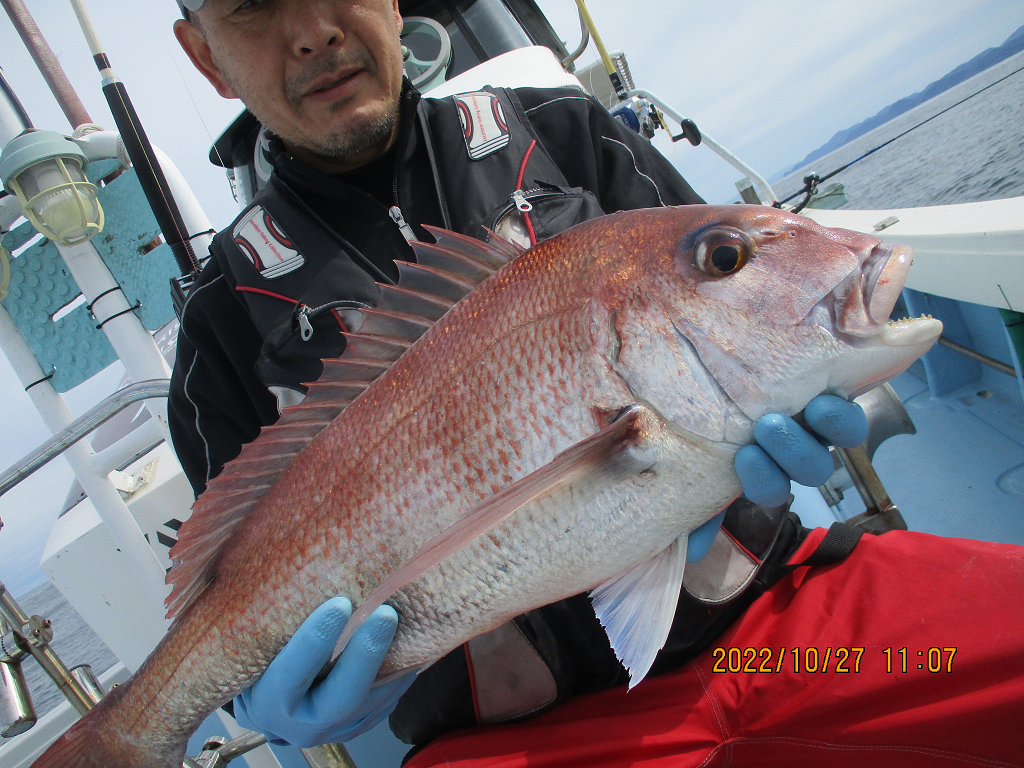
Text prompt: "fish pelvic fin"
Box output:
[[30, 683, 183, 768], [333, 404, 665, 662], [591, 532, 689, 689], [166, 227, 519, 620]]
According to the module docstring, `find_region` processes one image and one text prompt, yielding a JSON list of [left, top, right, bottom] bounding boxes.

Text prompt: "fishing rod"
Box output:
[[69, 0, 202, 278], [777, 61, 1024, 212], [0, 0, 93, 130], [572, 0, 628, 102]]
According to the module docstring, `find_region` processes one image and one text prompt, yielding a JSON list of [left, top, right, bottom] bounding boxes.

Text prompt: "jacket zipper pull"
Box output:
[[389, 206, 418, 243], [511, 190, 534, 213], [298, 305, 314, 341]]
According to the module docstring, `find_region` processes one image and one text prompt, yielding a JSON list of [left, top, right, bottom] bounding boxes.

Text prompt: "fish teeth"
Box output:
[[886, 313, 934, 326], [880, 316, 943, 346]]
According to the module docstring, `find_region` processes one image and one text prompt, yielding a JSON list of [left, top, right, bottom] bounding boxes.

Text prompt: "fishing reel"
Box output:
[[610, 96, 662, 140]]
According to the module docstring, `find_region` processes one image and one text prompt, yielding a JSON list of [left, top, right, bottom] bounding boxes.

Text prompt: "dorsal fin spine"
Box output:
[[412, 242, 496, 282], [395, 261, 479, 301], [378, 284, 455, 320], [481, 228, 527, 261], [422, 224, 513, 269]]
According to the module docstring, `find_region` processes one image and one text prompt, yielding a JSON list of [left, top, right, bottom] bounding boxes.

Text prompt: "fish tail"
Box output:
[[31, 682, 183, 768]]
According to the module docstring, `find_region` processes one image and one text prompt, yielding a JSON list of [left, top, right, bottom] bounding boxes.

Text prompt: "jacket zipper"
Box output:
[[511, 189, 534, 213], [487, 188, 563, 230], [389, 206, 418, 243], [389, 90, 421, 245]]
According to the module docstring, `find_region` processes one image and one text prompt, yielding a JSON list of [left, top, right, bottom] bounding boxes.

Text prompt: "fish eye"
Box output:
[[694, 228, 755, 276]]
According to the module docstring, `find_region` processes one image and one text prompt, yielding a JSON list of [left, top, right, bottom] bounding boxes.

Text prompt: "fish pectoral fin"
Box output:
[[591, 532, 689, 688], [332, 405, 661, 662]]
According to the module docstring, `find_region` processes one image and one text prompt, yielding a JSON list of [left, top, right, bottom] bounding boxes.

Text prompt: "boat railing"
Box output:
[[0, 378, 170, 500], [626, 88, 779, 206], [0, 379, 168, 753]]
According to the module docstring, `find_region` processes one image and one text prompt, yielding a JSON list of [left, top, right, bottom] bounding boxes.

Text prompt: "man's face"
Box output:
[[176, 0, 405, 173]]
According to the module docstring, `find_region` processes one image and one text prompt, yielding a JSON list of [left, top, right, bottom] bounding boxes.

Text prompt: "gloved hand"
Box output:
[[685, 397, 867, 563], [735, 394, 869, 508], [687, 509, 726, 563], [234, 597, 416, 748]]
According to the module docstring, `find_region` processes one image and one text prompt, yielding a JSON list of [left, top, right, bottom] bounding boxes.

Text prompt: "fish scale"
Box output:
[[32, 206, 943, 768]]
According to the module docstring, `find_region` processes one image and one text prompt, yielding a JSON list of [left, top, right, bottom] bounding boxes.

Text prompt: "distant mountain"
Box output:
[[775, 23, 1024, 180]]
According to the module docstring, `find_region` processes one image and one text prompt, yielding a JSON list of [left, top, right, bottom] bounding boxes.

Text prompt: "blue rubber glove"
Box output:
[[687, 510, 726, 563], [735, 395, 869, 508], [234, 597, 416, 748]]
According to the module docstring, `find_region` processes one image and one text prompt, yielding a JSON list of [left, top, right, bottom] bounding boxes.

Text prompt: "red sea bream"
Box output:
[[33, 205, 942, 767]]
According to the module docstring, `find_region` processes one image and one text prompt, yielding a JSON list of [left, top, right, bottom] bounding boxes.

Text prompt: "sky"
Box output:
[[0, 0, 1021, 596]]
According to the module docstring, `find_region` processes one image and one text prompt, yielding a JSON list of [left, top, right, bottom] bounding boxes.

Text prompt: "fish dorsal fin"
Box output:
[[481, 227, 528, 262], [395, 262, 478, 305], [591, 533, 689, 688], [355, 310, 433, 343], [422, 224, 516, 270], [166, 229, 519, 621]]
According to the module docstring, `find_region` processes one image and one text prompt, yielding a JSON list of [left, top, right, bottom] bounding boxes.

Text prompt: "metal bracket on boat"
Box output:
[[0, 578, 104, 740], [189, 733, 358, 768], [835, 445, 908, 534], [0, 612, 36, 739], [817, 383, 912, 534], [190, 733, 269, 767], [297, 744, 360, 768]]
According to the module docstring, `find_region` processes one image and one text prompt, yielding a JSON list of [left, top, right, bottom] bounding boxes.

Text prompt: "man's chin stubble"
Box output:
[[301, 102, 399, 161]]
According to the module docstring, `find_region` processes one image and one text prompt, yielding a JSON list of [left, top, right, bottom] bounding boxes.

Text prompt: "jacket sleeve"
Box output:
[[513, 86, 705, 211], [168, 258, 280, 497]]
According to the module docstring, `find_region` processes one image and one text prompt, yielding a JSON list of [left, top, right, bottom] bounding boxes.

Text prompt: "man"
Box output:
[[168, 1, 1024, 765]]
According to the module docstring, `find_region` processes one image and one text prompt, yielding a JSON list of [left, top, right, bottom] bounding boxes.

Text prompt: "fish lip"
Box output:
[[829, 241, 941, 351], [832, 241, 914, 339], [862, 242, 912, 325]]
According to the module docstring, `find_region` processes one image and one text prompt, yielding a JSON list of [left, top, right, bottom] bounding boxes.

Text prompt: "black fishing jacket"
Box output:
[[168, 81, 817, 750], [169, 82, 702, 495]]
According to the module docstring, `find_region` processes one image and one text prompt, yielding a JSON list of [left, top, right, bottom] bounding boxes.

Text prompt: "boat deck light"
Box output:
[[0, 130, 104, 246]]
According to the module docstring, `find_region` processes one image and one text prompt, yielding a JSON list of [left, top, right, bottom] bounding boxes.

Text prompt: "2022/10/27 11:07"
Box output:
[[709, 646, 958, 673]]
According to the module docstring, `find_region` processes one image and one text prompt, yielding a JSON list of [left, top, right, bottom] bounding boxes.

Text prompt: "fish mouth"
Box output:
[[859, 241, 941, 346], [833, 241, 941, 344], [823, 239, 942, 397], [862, 243, 909, 324]]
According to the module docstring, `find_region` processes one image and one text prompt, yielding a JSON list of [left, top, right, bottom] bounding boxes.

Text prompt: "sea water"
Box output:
[[774, 49, 1024, 209]]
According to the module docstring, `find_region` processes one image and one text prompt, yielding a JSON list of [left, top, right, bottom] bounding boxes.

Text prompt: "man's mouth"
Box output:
[[303, 68, 364, 101]]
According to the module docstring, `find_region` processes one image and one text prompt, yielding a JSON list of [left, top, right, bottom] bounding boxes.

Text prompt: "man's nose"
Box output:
[[286, 0, 345, 57]]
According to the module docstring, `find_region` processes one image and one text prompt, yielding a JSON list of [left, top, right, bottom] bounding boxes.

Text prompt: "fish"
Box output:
[[33, 204, 942, 768]]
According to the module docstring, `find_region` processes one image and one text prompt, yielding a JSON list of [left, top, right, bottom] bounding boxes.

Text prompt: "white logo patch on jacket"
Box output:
[[233, 206, 305, 279], [454, 91, 511, 160]]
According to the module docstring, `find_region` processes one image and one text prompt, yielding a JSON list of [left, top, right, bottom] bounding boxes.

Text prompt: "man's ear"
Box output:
[[392, 0, 403, 33], [173, 18, 239, 100]]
